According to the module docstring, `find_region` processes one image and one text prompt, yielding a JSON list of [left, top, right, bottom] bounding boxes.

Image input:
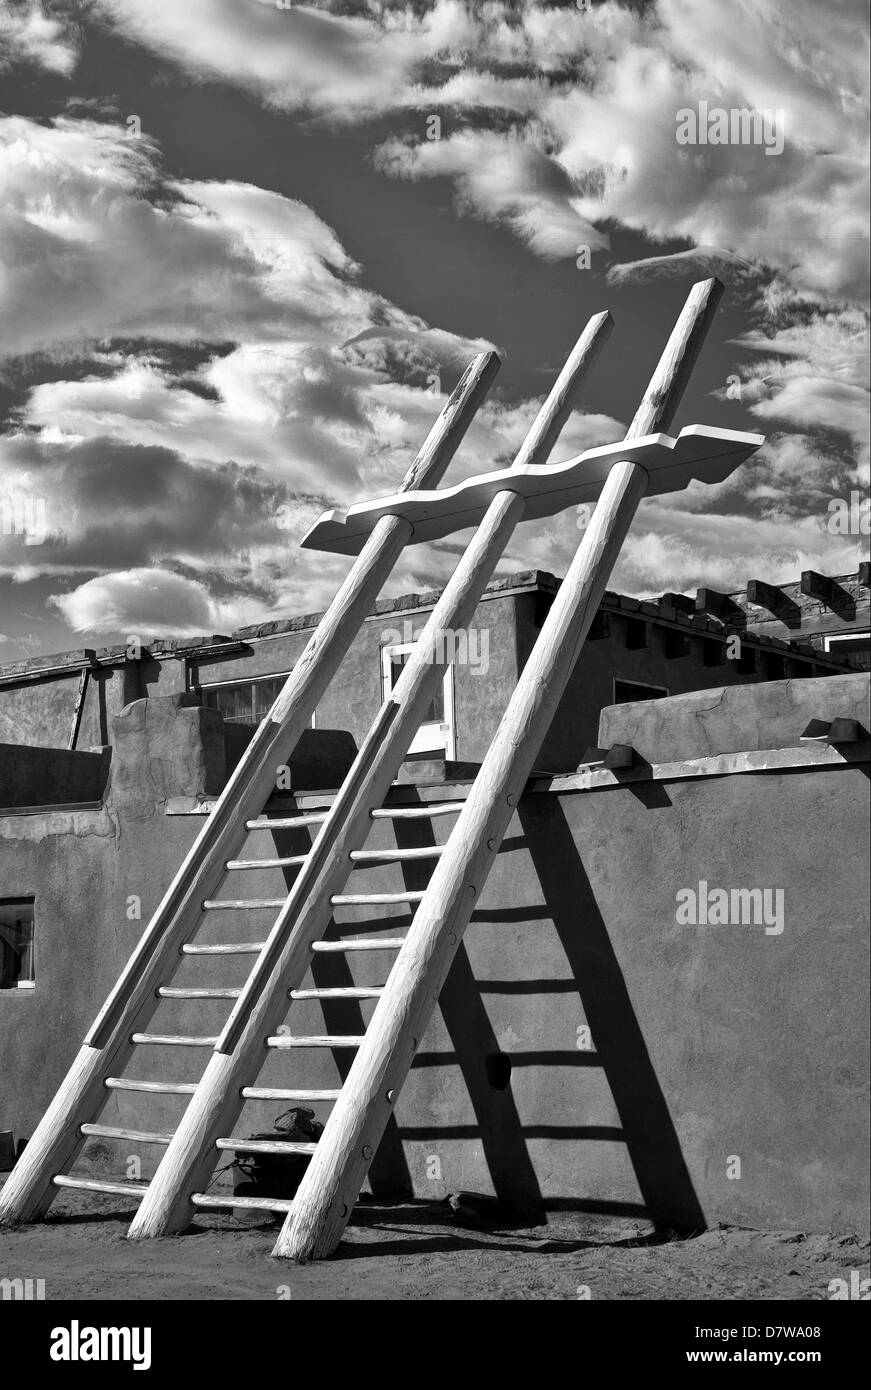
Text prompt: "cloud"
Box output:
[[81, 1, 869, 304], [2, 6, 867, 649], [0, 0, 78, 75], [9, 366, 626, 633], [606, 247, 758, 288], [0, 114, 494, 368], [374, 127, 608, 262], [0, 115, 628, 635], [0, 432, 297, 573], [727, 304, 870, 485], [49, 567, 253, 638]]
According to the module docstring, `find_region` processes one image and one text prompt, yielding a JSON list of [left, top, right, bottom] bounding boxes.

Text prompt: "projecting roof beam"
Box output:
[[695, 587, 744, 622], [800, 570, 855, 614], [746, 578, 802, 629]]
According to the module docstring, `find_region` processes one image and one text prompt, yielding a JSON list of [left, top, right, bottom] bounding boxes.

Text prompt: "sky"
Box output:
[[0, 0, 868, 660]]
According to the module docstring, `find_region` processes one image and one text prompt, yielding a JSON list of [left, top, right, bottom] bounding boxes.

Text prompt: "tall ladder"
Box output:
[[0, 308, 611, 1235], [0, 282, 745, 1262]]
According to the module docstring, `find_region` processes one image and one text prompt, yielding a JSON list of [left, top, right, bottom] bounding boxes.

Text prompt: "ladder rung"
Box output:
[[53, 1175, 149, 1198], [202, 899, 285, 911], [371, 802, 465, 819], [216, 1138, 317, 1155], [312, 937, 406, 952], [158, 987, 241, 999], [131, 1033, 218, 1046], [182, 943, 266, 955], [245, 813, 328, 831], [265, 1034, 364, 1048], [241, 1086, 342, 1101], [105, 1077, 198, 1095], [226, 856, 306, 870], [191, 1192, 295, 1214], [330, 891, 425, 906], [350, 846, 443, 863], [81, 1123, 173, 1145], [290, 987, 384, 1000]]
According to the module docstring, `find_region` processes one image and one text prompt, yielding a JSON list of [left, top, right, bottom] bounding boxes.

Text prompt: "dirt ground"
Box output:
[[1, 1187, 868, 1300]]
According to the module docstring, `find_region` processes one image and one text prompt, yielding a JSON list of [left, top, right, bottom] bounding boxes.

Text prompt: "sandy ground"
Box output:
[[1, 1187, 868, 1301]]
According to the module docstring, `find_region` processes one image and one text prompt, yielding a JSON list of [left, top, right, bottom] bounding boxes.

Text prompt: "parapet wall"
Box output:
[[598, 671, 869, 762], [0, 744, 111, 811]]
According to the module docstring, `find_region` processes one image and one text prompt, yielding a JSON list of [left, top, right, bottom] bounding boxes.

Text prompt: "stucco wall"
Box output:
[[3, 574, 845, 767], [0, 677, 867, 1234], [598, 671, 870, 762], [0, 744, 111, 810], [190, 586, 524, 764], [0, 667, 131, 751]]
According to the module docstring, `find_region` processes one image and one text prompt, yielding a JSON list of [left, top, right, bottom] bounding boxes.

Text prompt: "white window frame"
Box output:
[[823, 631, 870, 654], [381, 641, 457, 759], [0, 899, 35, 991]]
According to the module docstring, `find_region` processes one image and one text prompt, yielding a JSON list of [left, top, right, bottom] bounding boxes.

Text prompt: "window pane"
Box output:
[[201, 674, 290, 727], [0, 900, 35, 989], [386, 650, 442, 724], [254, 678, 281, 722]]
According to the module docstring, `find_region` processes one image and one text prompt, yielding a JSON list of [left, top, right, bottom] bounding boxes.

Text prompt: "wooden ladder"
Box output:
[[0, 280, 755, 1261], [0, 308, 608, 1237]]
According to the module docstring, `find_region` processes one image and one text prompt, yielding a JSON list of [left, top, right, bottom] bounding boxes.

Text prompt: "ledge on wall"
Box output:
[[596, 672, 870, 765]]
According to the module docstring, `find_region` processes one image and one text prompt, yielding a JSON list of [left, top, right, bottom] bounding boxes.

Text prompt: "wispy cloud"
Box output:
[[0, 0, 78, 75]]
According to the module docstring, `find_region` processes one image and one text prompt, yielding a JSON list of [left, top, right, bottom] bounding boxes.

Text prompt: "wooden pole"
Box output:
[[127, 311, 613, 1239], [276, 278, 724, 1262], [0, 351, 499, 1228], [68, 665, 91, 751]]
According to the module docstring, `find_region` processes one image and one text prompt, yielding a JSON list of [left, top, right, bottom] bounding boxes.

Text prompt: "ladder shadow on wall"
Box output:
[[385, 808, 546, 1222], [518, 799, 706, 1235]]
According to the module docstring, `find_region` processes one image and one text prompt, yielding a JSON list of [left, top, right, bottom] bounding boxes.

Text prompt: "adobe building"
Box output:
[[0, 567, 868, 1235], [1, 566, 867, 767]]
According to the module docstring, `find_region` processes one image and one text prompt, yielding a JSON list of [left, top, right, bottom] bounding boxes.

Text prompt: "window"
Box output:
[[824, 631, 871, 659], [381, 642, 457, 758], [199, 673, 302, 727], [613, 677, 668, 704], [0, 899, 35, 990]]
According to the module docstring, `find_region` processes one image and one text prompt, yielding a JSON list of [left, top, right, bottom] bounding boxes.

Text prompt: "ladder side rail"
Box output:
[[0, 352, 499, 1229], [277, 278, 724, 1261]]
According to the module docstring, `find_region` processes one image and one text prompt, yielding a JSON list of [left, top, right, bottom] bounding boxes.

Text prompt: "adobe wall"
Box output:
[[598, 670, 869, 762], [0, 676, 867, 1234], [0, 744, 111, 810], [0, 573, 848, 765]]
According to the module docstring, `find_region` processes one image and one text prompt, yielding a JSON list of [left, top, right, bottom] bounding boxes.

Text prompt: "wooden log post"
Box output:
[[276, 277, 724, 1262], [0, 352, 499, 1229], [127, 311, 614, 1239]]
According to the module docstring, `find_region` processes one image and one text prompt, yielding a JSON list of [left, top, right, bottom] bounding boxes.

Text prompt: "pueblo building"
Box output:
[[0, 566, 868, 1235]]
